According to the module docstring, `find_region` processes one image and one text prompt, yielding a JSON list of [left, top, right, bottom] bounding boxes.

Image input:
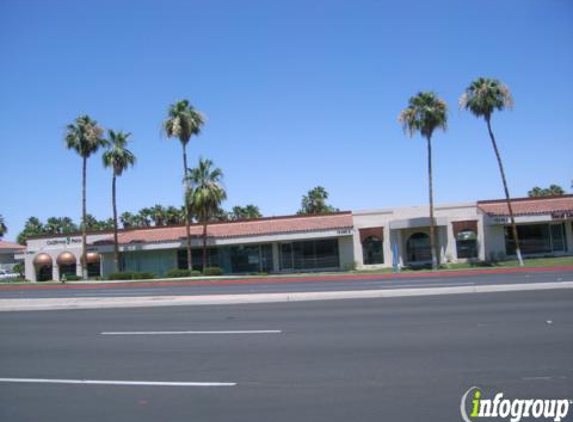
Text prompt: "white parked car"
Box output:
[[0, 269, 20, 280]]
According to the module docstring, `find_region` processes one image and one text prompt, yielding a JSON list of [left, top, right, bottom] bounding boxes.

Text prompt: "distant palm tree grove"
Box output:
[[11, 77, 568, 276]]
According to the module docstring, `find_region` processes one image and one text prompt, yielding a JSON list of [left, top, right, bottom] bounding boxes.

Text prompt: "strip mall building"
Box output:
[[21, 195, 573, 281]]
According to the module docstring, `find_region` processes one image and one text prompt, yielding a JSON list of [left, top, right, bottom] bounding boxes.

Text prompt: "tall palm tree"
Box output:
[[0, 214, 7, 238], [186, 158, 226, 270], [65, 115, 107, 279], [163, 100, 206, 270], [102, 130, 136, 272], [399, 92, 448, 270], [460, 77, 523, 266]]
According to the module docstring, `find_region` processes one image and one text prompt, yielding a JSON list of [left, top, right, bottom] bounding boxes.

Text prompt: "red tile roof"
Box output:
[[113, 212, 353, 244], [0, 241, 26, 250], [478, 195, 573, 217]]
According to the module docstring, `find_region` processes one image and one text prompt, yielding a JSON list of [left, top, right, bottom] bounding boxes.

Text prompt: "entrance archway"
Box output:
[[57, 252, 77, 278], [33, 253, 53, 282], [86, 252, 101, 277], [406, 232, 431, 263]]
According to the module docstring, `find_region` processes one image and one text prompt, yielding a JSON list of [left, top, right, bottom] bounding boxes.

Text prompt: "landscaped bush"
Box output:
[[13, 263, 24, 277], [165, 269, 201, 278], [63, 275, 81, 281], [107, 271, 135, 280], [107, 271, 156, 280], [131, 272, 156, 280], [202, 267, 224, 276]]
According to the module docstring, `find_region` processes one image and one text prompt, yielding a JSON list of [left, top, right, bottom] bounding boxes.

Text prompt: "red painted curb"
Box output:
[[1, 265, 573, 292]]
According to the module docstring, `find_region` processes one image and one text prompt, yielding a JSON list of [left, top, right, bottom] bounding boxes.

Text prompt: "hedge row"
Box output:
[[165, 269, 202, 278], [106, 267, 225, 280], [107, 271, 156, 280]]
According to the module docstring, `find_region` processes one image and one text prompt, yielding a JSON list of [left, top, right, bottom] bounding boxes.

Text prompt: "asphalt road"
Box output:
[[2, 269, 573, 299], [1, 290, 572, 421]]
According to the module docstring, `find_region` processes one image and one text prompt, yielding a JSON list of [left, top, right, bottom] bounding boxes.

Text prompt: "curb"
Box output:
[[1, 265, 573, 292], [1, 281, 572, 312]]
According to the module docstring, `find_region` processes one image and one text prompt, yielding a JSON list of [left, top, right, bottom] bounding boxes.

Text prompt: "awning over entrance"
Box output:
[[56, 252, 76, 266], [389, 217, 448, 230], [33, 253, 52, 266], [86, 252, 101, 263]]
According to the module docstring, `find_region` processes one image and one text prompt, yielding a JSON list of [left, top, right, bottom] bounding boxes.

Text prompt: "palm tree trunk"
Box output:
[[81, 156, 88, 279], [182, 144, 193, 271], [202, 217, 208, 271], [427, 136, 439, 270], [112, 173, 120, 273], [486, 117, 524, 266]]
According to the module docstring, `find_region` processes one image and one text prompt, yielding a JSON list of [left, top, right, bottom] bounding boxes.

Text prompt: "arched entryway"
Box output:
[[406, 232, 431, 263], [362, 236, 384, 265], [33, 253, 53, 282], [57, 252, 77, 279], [86, 252, 101, 277]]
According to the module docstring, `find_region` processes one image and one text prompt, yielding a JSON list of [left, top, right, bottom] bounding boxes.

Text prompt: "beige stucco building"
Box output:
[[21, 195, 573, 282]]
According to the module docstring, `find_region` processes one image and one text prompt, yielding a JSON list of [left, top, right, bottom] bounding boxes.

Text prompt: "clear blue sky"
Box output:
[[1, 0, 572, 241]]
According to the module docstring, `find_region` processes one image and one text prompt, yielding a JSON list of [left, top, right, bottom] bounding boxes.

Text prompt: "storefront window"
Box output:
[[505, 223, 566, 256], [59, 264, 76, 277], [177, 248, 219, 271], [178, 245, 272, 273], [280, 239, 339, 270], [362, 236, 384, 265], [406, 232, 431, 263], [456, 230, 478, 259]]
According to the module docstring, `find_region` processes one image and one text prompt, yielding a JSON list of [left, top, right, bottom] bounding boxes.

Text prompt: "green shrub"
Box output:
[[132, 272, 155, 280], [13, 263, 24, 276], [203, 267, 224, 276], [107, 271, 155, 280], [64, 275, 82, 281], [165, 269, 201, 278], [108, 271, 134, 280]]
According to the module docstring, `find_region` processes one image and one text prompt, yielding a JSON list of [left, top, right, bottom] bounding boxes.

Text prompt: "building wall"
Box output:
[[338, 236, 356, 270], [25, 233, 111, 281], [353, 202, 482, 269]]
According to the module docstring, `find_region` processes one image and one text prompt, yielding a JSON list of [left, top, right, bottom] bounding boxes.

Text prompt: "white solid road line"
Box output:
[[0, 377, 236, 387], [101, 329, 282, 335]]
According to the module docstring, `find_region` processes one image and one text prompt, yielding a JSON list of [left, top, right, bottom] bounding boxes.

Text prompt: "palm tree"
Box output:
[[102, 130, 136, 272], [137, 207, 153, 226], [244, 205, 262, 219], [230, 205, 262, 220], [298, 186, 339, 214], [399, 92, 448, 270], [17, 217, 44, 245], [163, 100, 206, 270], [165, 206, 183, 225], [0, 214, 6, 238], [120, 211, 135, 229], [65, 115, 107, 279], [149, 204, 167, 226], [460, 78, 523, 266], [186, 158, 226, 270]]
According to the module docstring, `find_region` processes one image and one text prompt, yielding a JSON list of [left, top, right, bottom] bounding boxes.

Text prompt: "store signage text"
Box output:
[[46, 237, 82, 246]]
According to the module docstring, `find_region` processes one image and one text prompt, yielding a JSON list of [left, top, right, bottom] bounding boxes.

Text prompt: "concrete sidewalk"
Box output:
[[1, 281, 572, 312]]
